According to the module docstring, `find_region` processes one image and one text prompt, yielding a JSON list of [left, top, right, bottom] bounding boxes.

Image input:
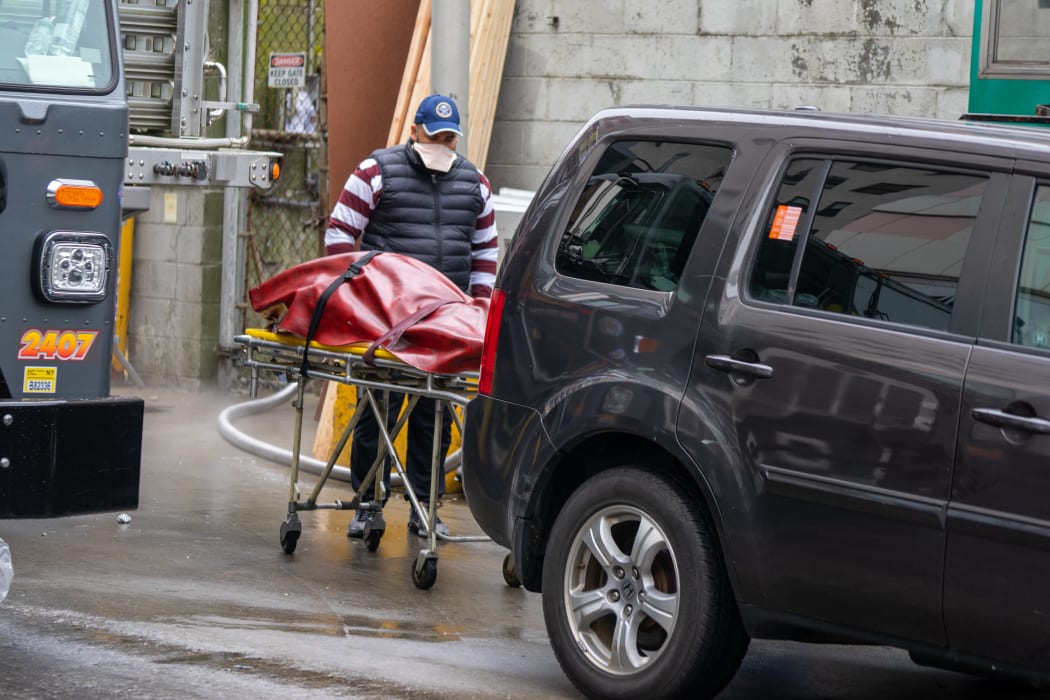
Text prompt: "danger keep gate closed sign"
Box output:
[[268, 52, 306, 88]]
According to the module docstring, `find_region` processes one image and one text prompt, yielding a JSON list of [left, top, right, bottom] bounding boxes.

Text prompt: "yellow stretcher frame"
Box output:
[[234, 328, 486, 590]]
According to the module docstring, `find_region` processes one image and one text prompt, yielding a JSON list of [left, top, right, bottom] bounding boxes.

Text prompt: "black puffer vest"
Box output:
[[361, 142, 483, 291]]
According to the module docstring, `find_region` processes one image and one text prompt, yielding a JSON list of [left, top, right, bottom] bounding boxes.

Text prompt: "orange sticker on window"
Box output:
[[769, 205, 803, 241]]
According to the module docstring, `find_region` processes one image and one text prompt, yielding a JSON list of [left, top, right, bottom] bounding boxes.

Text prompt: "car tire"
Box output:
[[541, 466, 748, 699]]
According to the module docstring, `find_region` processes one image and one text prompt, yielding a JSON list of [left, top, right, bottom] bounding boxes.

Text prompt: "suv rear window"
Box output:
[[556, 140, 733, 291], [750, 157, 987, 333]]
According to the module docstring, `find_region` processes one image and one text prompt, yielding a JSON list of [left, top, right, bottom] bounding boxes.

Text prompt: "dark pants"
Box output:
[[349, 391, 452, 504]]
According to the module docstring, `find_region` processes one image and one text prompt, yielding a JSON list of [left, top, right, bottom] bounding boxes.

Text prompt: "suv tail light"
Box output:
[[478, 288, 506, 396]]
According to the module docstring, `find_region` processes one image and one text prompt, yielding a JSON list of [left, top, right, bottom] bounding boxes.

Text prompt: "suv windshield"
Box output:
[[0, 0, 114, 90]]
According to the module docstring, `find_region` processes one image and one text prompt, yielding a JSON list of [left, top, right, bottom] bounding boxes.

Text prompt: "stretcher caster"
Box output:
[[502, 552, 521, 587], [364, 529, 382, 552], [280, 514, 302, 554], [363, 515, 385, 553], [413, 552, 438, 590]]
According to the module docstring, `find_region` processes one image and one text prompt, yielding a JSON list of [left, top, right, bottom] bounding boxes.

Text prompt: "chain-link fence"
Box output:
[[242, 0, 327, 331]]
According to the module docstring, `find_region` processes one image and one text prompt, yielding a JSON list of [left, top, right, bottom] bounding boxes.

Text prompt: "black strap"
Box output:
[[363, 298, 456, 366], [300, 251, 381, 376]]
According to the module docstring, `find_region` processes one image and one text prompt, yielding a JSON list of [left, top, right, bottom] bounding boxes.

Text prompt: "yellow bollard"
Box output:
[[111, 217, 135, 374]]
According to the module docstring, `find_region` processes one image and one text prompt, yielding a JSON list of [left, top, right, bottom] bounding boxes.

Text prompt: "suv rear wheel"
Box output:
[[541, 466, 748, 699]]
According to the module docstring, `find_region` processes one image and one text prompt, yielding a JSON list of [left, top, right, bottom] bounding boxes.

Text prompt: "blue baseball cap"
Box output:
[[414, 94, 463, 136]]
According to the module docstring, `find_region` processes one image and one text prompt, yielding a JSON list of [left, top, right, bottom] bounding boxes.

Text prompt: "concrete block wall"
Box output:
[[126, 188, 224, 389], [124, 0, 977, 388], [485, 0, 975, 191]]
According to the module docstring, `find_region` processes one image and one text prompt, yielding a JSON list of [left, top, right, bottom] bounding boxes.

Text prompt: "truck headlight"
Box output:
[[35, 231, 112, 303]]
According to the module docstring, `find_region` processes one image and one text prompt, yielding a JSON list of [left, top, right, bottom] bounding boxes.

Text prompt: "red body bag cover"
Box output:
[[248, 252, 489, 375]]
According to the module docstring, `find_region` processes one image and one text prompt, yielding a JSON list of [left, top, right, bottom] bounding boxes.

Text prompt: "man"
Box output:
[[325, 94, 498, 538]]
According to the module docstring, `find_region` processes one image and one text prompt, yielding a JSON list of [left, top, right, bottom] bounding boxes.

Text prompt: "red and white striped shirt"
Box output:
[[325, 156, 499, 298]]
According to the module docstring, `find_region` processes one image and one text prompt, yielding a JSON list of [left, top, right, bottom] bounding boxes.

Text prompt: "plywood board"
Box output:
[[388, 0, 515, 168]]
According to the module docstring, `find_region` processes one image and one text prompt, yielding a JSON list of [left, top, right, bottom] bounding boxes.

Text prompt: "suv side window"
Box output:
[[750, 157, 987, 332], [556, 140, 734, 291], [1014, 184, 1050, 349]]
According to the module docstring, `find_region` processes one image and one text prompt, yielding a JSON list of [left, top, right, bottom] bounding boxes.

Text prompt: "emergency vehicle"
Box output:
[[0, 0, 278, 517]]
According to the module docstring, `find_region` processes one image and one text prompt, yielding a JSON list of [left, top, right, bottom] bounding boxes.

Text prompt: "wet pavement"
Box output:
[[0, 385, 576, 699], [0, 384, 1046, 699]]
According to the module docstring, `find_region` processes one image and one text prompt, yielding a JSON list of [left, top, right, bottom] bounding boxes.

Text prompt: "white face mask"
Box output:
[[413, 142, 458, 173]]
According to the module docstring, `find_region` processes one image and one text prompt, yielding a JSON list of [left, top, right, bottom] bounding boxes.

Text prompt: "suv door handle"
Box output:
[[705, 354, 774, 379], [972, 408, 1050, 435]]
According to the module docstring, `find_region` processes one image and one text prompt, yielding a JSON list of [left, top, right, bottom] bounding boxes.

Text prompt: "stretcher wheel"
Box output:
[[280, 515, 302, 554], [413, 556, 438, 590], [364, 528, 383, 552], [281, 530, 300, 554], [362, 516, 385, 552], [502, 552, 521, 587]]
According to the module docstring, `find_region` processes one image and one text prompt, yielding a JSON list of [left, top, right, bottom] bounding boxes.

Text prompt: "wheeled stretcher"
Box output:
[[235, 328, 487, 589], [236, 250, 492, 590]]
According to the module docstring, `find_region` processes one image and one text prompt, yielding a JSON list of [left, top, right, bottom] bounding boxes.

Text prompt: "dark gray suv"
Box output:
[[462, 106, 1050, 699]]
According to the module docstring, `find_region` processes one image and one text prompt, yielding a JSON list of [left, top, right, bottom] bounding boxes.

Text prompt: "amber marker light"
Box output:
[[47, 179, 104, 210], [270, 160, 281, 183]]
